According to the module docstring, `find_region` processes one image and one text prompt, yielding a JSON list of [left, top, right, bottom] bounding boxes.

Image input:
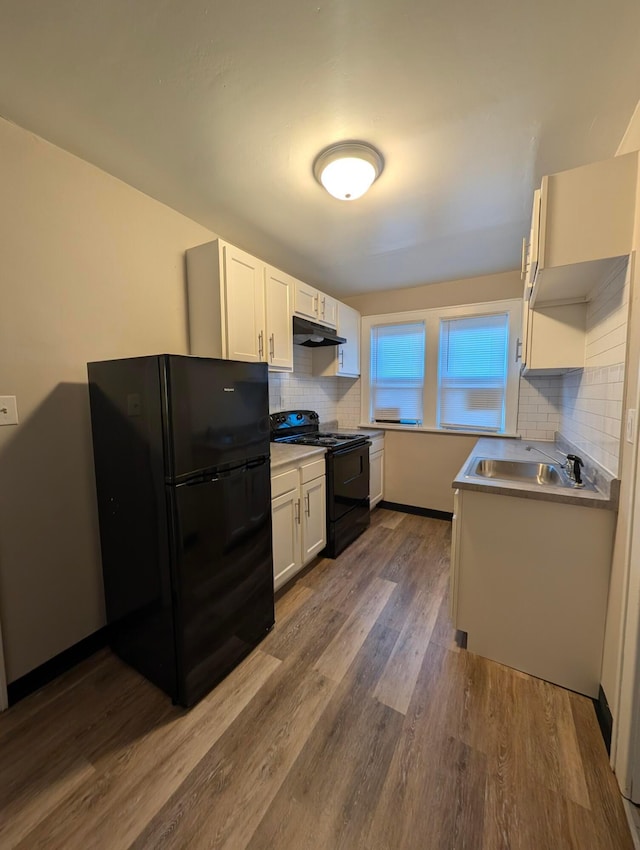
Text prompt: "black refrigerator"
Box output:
[[87, 354, 274, 707]]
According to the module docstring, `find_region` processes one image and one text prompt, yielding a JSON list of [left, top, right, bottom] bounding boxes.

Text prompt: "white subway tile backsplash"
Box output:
[[517, 375, 561, 439], [268, 346, 339, 423]]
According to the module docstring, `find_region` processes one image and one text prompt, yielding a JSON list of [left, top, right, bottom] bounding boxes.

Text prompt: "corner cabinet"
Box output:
[[186, 239, 293, 372], [293, 280, 338, 328], [525, 152, 637, 306], [312, 303, 361, 378], [271, 457, 326, 591]]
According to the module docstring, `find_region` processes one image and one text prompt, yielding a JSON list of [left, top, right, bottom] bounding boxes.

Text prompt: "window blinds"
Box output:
[[370, 322, 425, 424], [438, 313, 509, 432]]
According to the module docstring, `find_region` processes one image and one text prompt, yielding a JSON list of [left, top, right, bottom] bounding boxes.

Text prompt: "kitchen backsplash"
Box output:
[[517, 376, 562, 441], [268, 346, 338, 425]]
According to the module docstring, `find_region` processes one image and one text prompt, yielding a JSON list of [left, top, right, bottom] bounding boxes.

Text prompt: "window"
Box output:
[[370, 322, 425, 424], [438, 313, 509, 432], [361, 299, 521, 436]]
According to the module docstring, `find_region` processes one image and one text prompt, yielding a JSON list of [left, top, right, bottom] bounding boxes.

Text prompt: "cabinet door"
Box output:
[[223, 244, 266, 363], [265, 266, 294, 372], [369, 450, 384, 509], [525, 189, 541, 295], [525, 304, 586, 373], [301, 475, 326, 563], [319, 293, 338, 328], [337, 303, 360, 376], [271, 488, 301, 591], [294, 280, 319, 321]]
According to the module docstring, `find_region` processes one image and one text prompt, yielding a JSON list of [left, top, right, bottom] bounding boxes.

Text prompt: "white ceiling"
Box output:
[[1, 0, 639, 295]]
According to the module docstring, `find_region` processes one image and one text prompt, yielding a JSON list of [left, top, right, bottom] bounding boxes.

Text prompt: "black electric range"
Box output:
[[270, 410, 371, 557]]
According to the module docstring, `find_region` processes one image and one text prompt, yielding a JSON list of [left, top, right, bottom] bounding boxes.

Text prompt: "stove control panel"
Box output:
[[270, 410, 319, 435]]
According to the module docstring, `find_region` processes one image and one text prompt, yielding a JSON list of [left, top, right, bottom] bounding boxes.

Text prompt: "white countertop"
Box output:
[[453, 438, 618, 510], [270, 442, 326, 472]]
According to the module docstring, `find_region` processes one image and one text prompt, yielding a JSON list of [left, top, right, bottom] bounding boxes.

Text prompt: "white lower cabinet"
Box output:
[[451, 487, 615, 698], [271, 488, 301, 590], [271, 458, 326, 591], [301, 475, 326, 562], [369, 436, 384, 509]]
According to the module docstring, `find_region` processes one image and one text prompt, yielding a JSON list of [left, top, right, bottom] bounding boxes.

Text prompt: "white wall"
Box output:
[[604, 107, 640, 788], [0, 117, 213, 682]]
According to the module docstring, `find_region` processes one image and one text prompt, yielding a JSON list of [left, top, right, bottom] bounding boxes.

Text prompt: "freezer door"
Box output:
[[164, 355, 269, 481], [170, 458, 274, 706]]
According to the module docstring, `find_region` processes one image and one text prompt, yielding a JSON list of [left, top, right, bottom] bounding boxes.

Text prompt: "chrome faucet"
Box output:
[[525, 445, 584, 487], [525, 444, 567, 466]]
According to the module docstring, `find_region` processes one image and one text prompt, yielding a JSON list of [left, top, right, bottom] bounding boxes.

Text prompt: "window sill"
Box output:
[[360, 423, 520, 439]]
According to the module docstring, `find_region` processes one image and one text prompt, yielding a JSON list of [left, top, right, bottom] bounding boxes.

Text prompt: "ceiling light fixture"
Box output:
[[313, 141, 384, 201]]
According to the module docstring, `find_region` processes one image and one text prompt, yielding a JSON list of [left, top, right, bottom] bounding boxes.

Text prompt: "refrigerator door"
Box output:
[[164, 355, 269, 482], [169, 458, 274, 706]]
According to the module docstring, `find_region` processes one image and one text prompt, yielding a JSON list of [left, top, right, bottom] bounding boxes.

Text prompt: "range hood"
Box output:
[[292, 316, 346, 347]]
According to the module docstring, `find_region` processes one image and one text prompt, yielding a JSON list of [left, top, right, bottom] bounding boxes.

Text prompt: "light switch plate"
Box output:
[[0, 396, 18, 426], [626, 408, 636, 444]]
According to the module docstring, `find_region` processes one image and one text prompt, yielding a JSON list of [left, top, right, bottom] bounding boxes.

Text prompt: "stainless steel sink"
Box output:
[[469, 457, 568, 486]]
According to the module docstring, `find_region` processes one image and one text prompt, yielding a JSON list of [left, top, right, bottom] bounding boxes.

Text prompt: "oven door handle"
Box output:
[[330, 440, 371, 457]]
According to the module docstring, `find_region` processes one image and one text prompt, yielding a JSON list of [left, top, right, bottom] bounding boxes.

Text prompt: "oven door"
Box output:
[[326, 443, 371, 522]]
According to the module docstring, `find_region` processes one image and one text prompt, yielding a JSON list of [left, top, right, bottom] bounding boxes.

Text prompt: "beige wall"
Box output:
[[383, 431, 479, 513], [343, 270, 522, 315], [0, 118, 213, 681], [343, 269, 522, 513]]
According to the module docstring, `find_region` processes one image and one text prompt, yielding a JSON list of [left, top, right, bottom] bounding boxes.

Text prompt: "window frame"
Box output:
[[360, 299, 522, 436]]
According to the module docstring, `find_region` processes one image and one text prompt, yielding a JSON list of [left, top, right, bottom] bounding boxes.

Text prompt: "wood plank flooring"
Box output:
[[0, 509, 633, 849]]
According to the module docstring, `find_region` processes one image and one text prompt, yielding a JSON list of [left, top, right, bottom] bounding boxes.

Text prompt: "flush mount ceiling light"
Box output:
[[313, 141, 384, 201]]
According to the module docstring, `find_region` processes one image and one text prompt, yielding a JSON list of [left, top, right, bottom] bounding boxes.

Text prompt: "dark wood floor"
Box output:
[[0, 509, 633, 849]]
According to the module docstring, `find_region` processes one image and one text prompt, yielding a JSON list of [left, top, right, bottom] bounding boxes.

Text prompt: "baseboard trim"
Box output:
[[594, 684, 613, 755], [7, 627, 108, 706], [378, 501, 453, 522]]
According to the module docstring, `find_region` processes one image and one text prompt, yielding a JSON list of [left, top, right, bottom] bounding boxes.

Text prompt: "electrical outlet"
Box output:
[[626, 408, 636, 444], [0, 396, 18, 426]]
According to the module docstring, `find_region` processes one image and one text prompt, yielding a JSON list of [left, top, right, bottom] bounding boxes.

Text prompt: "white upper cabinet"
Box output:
[[527, 152, 637, 306], [293, 280, 338, 328], [293, 279, 319, 322], [337, 303, 360, 376], [522, 189, 541, 300], [264, 266, 294, 371], [521, 300, 586, 375], [223, 244, 266, 363], [319, 293, 338, 328], [186, 239, 293, 371], [312, 302, 361, 378]]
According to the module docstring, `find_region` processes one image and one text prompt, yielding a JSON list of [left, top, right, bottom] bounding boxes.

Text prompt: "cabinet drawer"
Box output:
[[369, 437, 384, 455], [271, 468, 299, 499], [300, 458, 325, 484]]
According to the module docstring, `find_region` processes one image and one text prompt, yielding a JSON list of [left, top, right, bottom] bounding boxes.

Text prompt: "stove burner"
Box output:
[[269, 410, 369, 451]]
